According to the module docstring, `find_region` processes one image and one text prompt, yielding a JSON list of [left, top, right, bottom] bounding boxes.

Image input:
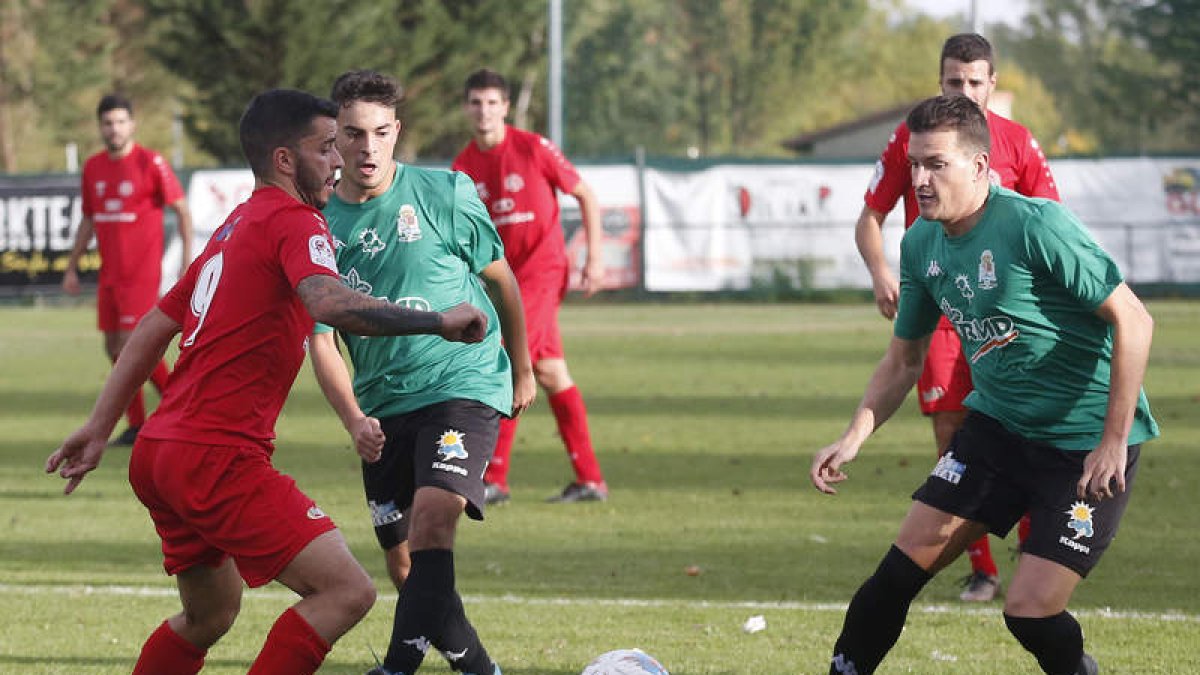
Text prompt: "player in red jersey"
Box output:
[[452, 68, 608, 504], [46, 89, 488, 675], [62, 94, 195, 446], [854, 33, 1060, 602]]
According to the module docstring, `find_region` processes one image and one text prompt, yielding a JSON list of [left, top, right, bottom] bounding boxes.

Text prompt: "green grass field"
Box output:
[[2, 301, 1198, 674]]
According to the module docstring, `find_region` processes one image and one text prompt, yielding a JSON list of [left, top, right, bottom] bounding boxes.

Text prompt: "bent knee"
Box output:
[[183, 604, 240, 647], [342, 576, 377, 621]]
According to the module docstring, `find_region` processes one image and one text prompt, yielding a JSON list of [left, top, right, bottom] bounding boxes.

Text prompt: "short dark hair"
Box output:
[[463, 69, 509, 101], [97, 94, 133, 119], [238, 89, 339, 178], [940, 33, 994, 75], [906, 95, 991, 154], [330, 69, 404, 110]]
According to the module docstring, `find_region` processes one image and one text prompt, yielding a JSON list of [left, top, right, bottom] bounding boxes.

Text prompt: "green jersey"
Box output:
[[895, 185, 1158, 450], [315, 163, 512, 418]]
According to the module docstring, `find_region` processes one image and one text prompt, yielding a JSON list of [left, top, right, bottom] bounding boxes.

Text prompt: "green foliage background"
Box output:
[[1, 0, 1198, 173]]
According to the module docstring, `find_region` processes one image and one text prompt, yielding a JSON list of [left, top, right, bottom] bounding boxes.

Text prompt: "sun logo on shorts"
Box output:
[[436, 430, 468, 461], [1065, 501, 1095, 539]]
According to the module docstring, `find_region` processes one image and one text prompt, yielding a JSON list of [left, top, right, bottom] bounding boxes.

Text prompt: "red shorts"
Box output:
[[97, 283, 159, 333], [128, 438, 336, 587], [518, 266, 569, 362], [916, 320, 972, 415]]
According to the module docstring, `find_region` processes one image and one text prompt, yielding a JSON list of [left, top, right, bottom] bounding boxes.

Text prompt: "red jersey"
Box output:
[[141, 187, 339, 450], [80, 143, 185, 287], [452, 125, 581, 280], [865, 110, 1059, 228]]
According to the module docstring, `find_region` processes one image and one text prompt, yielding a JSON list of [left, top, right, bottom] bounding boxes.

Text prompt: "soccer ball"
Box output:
[[580, 648, 670, 675]]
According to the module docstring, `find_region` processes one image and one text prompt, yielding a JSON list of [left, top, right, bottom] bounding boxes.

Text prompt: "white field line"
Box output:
[[2, 583, 1198, 623]]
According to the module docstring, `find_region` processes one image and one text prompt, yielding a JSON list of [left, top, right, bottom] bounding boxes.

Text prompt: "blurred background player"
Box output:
[[46, 88, 489, 675], [62, 94, 195, 446], [853, 33, 1060, 601], [452, 68, 608, 504], [813, 94, 1157, 675], [311, 69, 534, 675]]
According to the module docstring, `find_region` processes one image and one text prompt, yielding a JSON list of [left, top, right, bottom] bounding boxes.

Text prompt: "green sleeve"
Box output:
[[894, 224, 941, 340], [313, 322, 333, 334], [1023, 202, 1123, 311]]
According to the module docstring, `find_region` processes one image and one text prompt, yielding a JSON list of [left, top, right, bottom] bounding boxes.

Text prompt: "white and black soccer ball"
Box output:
[[580, 648, 670, 675]]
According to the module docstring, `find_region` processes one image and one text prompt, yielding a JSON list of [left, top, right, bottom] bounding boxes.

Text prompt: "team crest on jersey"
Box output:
[[504, 173, 525, 193], [954, 274, 974, 299], [357, 228, 387, 257], [119, 180, 134, 197], [396, 204, 422, 242], [308, 235, 337, 272], [340, 268, 373, 294], [978, 250, 998, 290], [926, 259, 943, 278]]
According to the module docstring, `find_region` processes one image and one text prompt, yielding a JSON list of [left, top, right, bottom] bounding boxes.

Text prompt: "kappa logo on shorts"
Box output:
[[404, 636, 432, 654], [306, 506, 327, 520], [931, 451, 966, 485], [1059, 501, 1096, 554], [436, 430, 468, 460]]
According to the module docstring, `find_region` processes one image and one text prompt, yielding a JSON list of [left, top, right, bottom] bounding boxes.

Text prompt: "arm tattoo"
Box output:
[[297, 275, 442, 336]]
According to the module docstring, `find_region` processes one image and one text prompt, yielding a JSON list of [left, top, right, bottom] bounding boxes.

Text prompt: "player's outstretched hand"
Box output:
[[810, 440, 861, 495], [45, 426, 107, 495], [1077, 440, 1127, 501], [439, 302, 488, 343], [349, 415, 386, 463]]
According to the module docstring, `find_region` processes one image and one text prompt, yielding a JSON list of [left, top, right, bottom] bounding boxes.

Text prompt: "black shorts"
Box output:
[[912, 411, 1140, 577], [364, 399, 500, 550]]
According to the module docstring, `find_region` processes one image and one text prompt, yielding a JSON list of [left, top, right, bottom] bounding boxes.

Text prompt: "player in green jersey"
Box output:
[[310, 70, 535, 675], [811, 95, 1158, 675]]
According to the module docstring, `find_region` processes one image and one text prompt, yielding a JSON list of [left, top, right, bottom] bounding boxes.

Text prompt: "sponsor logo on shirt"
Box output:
[[309, 234, 338, 272], [940, 298, 1021, 363], [954, 274, 974, 300], [358, 228, 387, 257], [931, 451, 965, 484], [396, 204, 422, 242], [306, 506, 327, 520]]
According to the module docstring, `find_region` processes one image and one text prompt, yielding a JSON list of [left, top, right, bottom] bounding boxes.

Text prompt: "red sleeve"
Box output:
[[1014, 129, 1060, 202], [149, 151, 186, 206], [863, 122, 911, 214], [533, 134, 581, 195], [158, 254, 200, 323], [270, 204, 341, 288]]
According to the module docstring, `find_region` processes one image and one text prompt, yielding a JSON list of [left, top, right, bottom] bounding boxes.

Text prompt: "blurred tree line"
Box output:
[[0, 0, 1196, 173]]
